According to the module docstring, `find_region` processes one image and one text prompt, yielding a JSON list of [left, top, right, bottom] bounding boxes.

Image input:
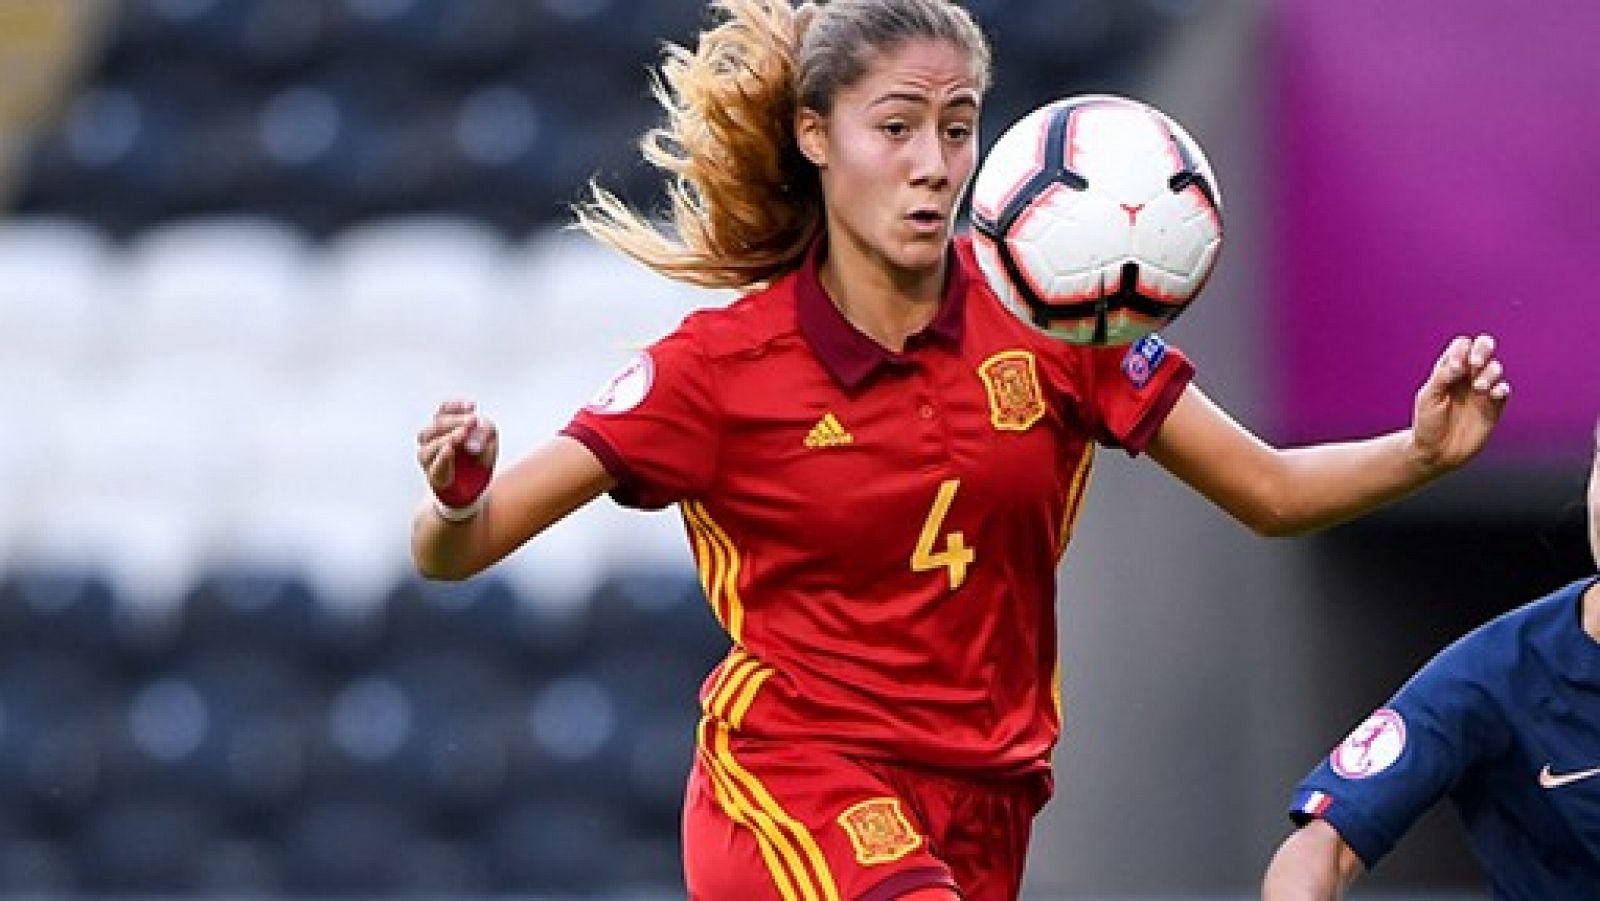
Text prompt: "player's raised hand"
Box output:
[[1410, 334, 1511, 472], [417, 399, 498, 511]]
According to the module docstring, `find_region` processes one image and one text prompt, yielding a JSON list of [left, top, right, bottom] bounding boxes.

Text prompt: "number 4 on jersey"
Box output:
[[912, 479, 974, 590]]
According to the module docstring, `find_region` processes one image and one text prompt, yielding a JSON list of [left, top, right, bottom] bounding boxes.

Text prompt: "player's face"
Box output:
[[797, 38, 981, 277], [1589, 419, 1599, 566]]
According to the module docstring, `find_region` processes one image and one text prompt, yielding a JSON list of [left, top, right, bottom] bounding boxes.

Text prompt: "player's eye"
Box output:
[[881, 120, 911, 138], [944, 122, 974, 142]]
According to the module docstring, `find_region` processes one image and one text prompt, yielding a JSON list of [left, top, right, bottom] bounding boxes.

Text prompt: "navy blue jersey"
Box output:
[[1289, 577, 1600, 899]]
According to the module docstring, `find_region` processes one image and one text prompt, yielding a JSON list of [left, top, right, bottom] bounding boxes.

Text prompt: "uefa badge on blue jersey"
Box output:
[[1121, 333, 1168, 389], [1329, 708, 1407, 780]]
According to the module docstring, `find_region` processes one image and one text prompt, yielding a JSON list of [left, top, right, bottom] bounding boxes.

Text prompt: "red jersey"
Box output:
[[564, 235, 1192, 777]]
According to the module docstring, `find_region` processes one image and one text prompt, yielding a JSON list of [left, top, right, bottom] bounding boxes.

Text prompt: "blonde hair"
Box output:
[[574, 0, 991, 290]]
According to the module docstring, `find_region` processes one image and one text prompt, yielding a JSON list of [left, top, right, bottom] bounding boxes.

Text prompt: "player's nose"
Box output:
[[909, 131, 950, 189]]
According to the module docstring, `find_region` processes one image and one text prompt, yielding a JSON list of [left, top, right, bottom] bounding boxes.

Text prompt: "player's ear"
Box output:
[[795, 107, 828, 168]]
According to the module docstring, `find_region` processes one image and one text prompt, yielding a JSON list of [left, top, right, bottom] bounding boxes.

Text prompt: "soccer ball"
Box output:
[[969, 94, 1223, 346]]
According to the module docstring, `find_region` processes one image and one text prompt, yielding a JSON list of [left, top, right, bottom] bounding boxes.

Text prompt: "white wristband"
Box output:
[[434, 491, 486, 523]]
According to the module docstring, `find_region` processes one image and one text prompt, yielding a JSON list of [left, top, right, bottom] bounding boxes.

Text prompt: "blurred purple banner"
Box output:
[[1268, 1, 1599, 462]]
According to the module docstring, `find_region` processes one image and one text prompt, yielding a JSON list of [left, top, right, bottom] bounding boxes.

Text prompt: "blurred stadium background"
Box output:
[[0, 0, 1594, 897]]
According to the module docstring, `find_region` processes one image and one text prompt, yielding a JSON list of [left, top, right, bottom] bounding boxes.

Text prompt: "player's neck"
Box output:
[[1583, 579, 1600, 645], [817, 234, 943, 352]]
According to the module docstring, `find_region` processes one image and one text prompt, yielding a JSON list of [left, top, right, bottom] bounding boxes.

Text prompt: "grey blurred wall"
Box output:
[[1024, 2, 1512, 894], [1025, 2, 1298, 893]]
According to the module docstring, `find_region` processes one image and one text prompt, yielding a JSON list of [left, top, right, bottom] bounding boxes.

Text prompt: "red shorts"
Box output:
[[684, 720, 1052, 901]]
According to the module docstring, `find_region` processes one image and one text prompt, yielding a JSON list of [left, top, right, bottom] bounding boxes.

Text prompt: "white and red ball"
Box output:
[[970, 94, 1223, 346]]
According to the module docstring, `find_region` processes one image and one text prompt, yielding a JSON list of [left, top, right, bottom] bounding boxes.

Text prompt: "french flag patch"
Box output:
[[1121, 333, 1168, 388], [1292, 789, 1334, 819]]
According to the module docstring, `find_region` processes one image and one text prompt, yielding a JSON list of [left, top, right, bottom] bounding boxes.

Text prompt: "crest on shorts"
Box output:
[[836, 797, 923, 866], [978, 349, 1046, 432]]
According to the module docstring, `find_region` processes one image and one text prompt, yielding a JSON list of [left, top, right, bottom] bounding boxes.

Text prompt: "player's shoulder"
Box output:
[[1465, 579, 1589, 657], [1407, 580, 1587, 697], [1476, 577, 1597, 673], [658, 275, 802, 362]]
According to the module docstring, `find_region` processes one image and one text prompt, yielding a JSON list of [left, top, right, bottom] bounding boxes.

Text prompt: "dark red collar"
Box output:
[[794, 235, 967, 390]]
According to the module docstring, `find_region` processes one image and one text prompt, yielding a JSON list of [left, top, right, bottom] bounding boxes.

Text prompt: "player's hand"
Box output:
[[1409, 334, 1511, 473], [417, 399, 498, 508]]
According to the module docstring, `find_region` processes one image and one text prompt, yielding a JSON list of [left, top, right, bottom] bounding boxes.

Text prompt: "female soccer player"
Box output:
[[412, 2, 1512, 899], [1262, 422, 1599, 899]]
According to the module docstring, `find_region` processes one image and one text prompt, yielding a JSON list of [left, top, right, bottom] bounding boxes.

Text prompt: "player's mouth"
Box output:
[[905, 207, 946, 235]]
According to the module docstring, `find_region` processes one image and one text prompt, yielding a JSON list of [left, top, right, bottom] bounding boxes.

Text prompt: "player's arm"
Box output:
[[1146, 334, 1510, 537], [1268, 629, 1499, 899], [1262, 818, 1364, 900], [411, 401, 616, 581]]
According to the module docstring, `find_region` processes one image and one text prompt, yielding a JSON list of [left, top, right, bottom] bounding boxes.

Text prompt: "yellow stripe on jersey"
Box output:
[[699, 717, 841, 901], [1057, 446, 1096, 560], [701, 503, 748, 640], [678, 505, 723, 624], [1052, 448, 1094, 722], [709, 652, 759, 720], [1050, 655, 1063, 726], [682, 502, 728, 630], [704, 648, 774, 730], [702, 647, 749, 714], [684, 500, 747, 641], [725, 660, 774, 730]]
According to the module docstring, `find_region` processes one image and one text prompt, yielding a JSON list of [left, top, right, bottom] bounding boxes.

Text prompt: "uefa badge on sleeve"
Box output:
[[1121, 333, 1168, 388], [1329, 708, 1407, 780], [586, 352, 654, 415]]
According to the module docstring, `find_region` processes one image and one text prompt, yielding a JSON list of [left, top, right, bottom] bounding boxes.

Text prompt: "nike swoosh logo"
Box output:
[[1538, 764, 1600, 789]]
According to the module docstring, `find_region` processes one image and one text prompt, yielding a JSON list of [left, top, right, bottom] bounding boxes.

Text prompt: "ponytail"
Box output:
[[575, 0, 821, 290]]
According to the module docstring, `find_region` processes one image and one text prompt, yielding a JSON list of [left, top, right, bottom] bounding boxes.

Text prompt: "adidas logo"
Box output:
[[803, 413, 854, 448]]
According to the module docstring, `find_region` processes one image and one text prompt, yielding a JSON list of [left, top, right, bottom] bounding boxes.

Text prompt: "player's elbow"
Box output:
[[1247, 508, 1311, 539], [409, 536, 489, 582], [1234, 496, 1306, 539], [413, 558, 477, 582], [1203, 462, 1309, 538]]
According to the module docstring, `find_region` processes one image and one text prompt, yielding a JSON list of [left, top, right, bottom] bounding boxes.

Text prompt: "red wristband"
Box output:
[[435, 452, 492, 509]]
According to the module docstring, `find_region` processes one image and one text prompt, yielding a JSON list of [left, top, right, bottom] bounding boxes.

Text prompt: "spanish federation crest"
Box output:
[[837, 797, 923, 866], [978, 349, 1046, 432]]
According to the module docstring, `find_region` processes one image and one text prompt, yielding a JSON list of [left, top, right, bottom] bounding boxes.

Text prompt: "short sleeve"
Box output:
[[562, 328, 719, 510], [1286, 648, 1496, 869], [1071, 333, 1194, 455]]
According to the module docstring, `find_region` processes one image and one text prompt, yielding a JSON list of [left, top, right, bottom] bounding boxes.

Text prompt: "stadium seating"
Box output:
[[0, 209, 721, 891]]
